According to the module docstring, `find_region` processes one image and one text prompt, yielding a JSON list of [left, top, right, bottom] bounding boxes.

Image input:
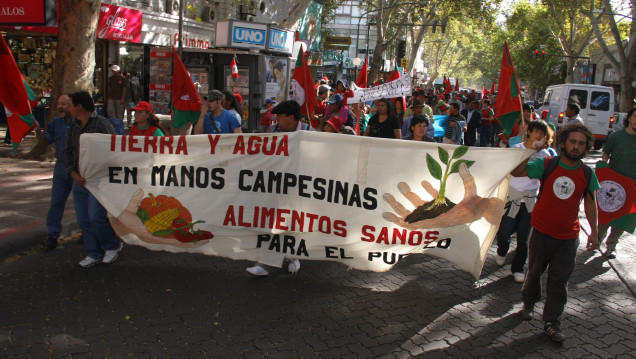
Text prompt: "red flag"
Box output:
[[491, 80, 496, 94], [230, 57, 239, 79], [171, 47, 202, 127], [444, 77, 452, 95], [454, 78, 459, 92], [596, 165, 636, 233], [388, 63, 406, 113], [355, 58, 368, 88], [289, 49, 318, 119], [481, 85, 486, 99], [0, 35, 36, 144], [494, 42, 522, 133]]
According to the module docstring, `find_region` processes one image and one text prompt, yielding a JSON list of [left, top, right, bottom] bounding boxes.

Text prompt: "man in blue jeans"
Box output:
[[36, 94, 74, 251], [63, 91, 122, 267]]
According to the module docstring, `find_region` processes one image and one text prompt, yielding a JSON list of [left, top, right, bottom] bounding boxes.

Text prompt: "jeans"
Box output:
[[72, 184, 120, 260], [107, 99, 124, 120], [598, 223, 623, 251], [46, 162, 73, 238], [496, 202, 531, 274], [522, 228, 579, 325], [480, 124, 493, 147]]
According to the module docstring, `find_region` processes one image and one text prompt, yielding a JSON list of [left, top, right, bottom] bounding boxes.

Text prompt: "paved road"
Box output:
[[1, 131, 634, 358]]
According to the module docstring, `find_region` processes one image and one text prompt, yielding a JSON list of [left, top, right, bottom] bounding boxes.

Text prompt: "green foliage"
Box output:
[[426, 146, 474, 205]]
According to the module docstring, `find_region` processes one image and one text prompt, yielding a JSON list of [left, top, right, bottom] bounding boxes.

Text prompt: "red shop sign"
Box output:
[[0, 0, 47, 25], [97, 4, 142, 43]]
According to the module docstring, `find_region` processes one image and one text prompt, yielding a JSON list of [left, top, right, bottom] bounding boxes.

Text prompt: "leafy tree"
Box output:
[[582, 0, 635, 112], [27, 0, 102, 160]]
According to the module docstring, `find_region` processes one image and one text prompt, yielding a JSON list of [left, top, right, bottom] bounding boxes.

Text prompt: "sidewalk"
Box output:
[[0, 127, 78, 257]]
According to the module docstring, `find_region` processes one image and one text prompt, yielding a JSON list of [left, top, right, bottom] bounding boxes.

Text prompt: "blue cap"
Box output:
[[327, 94, 343, 105]]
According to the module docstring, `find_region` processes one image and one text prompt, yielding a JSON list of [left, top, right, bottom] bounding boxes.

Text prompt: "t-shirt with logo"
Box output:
[[527, 157, 600, 239], [203, 109, 241, 134]]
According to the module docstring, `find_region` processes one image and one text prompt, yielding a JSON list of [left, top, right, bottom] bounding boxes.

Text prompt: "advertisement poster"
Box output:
[[149, 50, 172, 115], [97, 4, 142, 43], [263, 55, 288, 104]]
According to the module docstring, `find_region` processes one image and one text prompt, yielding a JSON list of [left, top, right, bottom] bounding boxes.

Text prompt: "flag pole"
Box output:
[[518, 94, 526, 141]]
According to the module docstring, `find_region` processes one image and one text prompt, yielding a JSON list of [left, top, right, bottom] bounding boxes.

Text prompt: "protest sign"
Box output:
[[80, 132, 533, 279], [349, 74, 412, 104]]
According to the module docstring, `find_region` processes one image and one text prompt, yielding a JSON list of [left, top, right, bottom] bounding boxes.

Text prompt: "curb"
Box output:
[[0, 216, 79, 259]]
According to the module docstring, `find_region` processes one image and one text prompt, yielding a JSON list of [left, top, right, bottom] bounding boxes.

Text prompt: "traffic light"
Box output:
[[397, 40, 406, 60], [541, 50, 546, 59], [535, 50, 539, 58]]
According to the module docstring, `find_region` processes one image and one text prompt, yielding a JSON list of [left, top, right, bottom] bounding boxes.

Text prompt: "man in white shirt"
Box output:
[[495, 120, 551, 283], [564, 103, 584, 125]]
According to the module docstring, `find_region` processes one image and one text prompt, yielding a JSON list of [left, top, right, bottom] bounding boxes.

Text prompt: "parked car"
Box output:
[[540, 84, 615, 149]]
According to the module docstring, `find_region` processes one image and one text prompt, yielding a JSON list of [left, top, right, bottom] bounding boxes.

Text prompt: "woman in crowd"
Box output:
[[403, 115, 435, 142], [129, 101, 165, 136], [363, 98, 401, 139]]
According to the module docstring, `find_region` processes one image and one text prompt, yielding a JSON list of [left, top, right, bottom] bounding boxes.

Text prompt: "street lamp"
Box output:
[[591, 9, 635, 20]]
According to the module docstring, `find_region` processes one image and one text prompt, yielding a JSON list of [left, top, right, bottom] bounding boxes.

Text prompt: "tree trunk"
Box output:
[[565, 56, 575, 83], [279, 0, 314, 29], [25, 0, 102, 160], [368, 40, 387, 84], [619, 64, 634, 113]]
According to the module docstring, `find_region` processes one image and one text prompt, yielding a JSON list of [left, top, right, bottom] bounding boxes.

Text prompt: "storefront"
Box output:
[[214, 21, 295, 130]]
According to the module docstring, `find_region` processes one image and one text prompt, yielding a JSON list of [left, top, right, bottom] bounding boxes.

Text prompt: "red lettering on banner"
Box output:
[[232, 135, 289, 156], [360, 225, 439, 246], [109, 135, 188, 155], [223, 205, 236, 226], [175, 136, 188, 155], [275, 209, 290, 230], [223, 205, 348, 237], [208, 135, 220, 154]]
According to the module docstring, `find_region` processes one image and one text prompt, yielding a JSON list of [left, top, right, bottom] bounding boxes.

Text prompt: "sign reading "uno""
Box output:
[[269, 28, 293, 53], [232, 27, 266, 47]]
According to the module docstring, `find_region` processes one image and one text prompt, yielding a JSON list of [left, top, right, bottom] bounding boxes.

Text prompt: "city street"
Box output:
[[1, 139, 635, 358]]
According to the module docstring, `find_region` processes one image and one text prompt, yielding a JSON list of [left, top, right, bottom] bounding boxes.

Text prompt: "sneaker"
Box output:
[[288, 259, 301, 274], [44, 236, 58, 251], [519, 304, 534, 321], [544, 323, 565, 342], [513, 272, 525, 283], [604, 249, 616, 259], [79, 256, 102, 268], [496, 255, 506, 266], [102, 241, 123, 264], [246, 265, 269, 276]]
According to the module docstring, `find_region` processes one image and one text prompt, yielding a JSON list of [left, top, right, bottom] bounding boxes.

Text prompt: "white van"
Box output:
[[541, 84, 615, 149]]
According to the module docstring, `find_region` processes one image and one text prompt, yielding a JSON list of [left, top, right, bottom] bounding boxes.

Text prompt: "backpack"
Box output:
[[539, 156, 593, 199]]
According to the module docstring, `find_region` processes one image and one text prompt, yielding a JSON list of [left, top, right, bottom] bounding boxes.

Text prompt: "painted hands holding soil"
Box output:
[[382, 146, 505, 230], [110, 189, 209, 248]]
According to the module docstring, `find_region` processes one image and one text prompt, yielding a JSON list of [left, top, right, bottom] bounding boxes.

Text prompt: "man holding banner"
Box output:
[[597, 106, 636, 259]]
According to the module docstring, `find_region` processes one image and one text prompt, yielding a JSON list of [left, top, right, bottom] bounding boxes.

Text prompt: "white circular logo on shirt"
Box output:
[[552, 176, 575, 200], [598, 180, 626, 213]]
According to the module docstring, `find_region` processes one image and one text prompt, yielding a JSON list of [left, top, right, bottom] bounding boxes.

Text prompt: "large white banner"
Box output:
[[349, 73, 412, 103], [79, 132, 533, 279]]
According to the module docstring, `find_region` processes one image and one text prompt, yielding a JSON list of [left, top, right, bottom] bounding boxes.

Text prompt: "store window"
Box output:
[[119, 43, 145, 104], [4, 35, 56, 125]]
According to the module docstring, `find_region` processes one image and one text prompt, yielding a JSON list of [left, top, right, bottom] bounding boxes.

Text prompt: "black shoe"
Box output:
[[544, 323, 565, 342], [44, 236, 58, 251], [519, 304, 534, 321]]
